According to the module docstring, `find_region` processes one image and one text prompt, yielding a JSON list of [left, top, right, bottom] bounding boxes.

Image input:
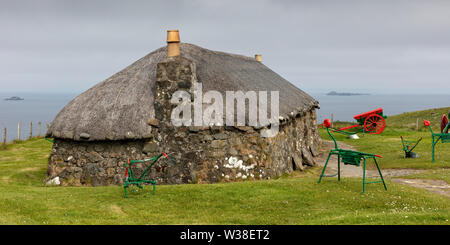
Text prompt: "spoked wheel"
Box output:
[[364, 114, 385, 134], [442, 114, 449, 133]]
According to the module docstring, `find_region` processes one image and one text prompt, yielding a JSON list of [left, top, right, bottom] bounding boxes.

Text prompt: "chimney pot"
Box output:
[[255, 54, 262, 62], [167, 30, 180, 57]]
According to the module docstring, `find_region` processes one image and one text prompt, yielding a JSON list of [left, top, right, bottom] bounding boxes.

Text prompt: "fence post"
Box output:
[[29, 122, 33, 139], [17, 122, 20, 141], [331, 113, 334, 128], [38, 122, 42, 137], [416, 118, 419, 131], [2, 128, 6, 149]]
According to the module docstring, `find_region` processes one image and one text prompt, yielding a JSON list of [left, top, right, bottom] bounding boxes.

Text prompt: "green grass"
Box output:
[[0, 138, 449, 225], [320, 107, 450, 169]]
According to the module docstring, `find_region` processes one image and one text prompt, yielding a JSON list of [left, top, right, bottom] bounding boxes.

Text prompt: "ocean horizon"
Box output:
[[0, 92, 449, 143]]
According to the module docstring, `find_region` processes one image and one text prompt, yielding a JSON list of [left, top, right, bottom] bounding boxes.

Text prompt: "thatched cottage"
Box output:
[[46, 30, 320, 186]]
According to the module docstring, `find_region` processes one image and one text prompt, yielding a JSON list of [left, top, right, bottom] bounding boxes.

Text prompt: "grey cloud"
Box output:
[[1, 0, 449, 93]]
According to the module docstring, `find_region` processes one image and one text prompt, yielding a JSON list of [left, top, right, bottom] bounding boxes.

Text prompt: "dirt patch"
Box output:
[[19, 167, 41, 172], [110, 205, 126, 216], [378, 169, 426, 178], [392, 178, 450, 197], [1, 176, 10, 184]]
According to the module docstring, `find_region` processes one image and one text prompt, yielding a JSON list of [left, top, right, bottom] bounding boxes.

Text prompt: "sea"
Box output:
[[0, 92, 449, 143]]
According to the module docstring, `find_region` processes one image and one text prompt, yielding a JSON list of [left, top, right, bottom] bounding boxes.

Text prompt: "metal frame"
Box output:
[[330, 108, 387, 135], [318, 126, 387, 193], [124, 152, 167, 198], [400, 136, 422, 158], [424, 119, 450, 163]]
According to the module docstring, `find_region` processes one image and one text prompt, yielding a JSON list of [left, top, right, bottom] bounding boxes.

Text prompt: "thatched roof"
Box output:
[[47, 43, 319, 141]]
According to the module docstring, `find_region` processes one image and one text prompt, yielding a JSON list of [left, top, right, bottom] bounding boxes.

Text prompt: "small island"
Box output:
[[327, 91, 370, 96], [4, 96, 24, 101]]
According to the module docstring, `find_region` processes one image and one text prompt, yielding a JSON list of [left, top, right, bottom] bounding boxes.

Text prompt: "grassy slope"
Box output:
[[0, 138, 448, 225]]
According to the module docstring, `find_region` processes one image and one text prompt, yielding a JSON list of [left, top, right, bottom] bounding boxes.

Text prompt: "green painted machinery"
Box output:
[[318, 119, 387, 193], [400, 136, 422, 158], [124, 152, 168, 198], [423, 111, 450, 162]]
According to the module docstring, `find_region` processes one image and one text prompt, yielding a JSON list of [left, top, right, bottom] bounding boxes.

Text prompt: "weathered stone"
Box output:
[[228, 147, 238, 155], [62, 131, 74, 139], [113, 174, 123, 184], [73, 171, 82, 179], [292, 153, 304, 171], [188, 126, 199, 133], [94, 144, 104, 152], [106, 158, 117, 168], [235, 126, 254, 133], [54, 159, 65, 166], [209, 150, 226, 158], [46, 177, 60, 186], [90, 176, 102, 186], [147, 118, 159, 127], [98, 168, 106, 177], [80, 133, 90, 139], [203, 135, 214, 141], [87, 151, 103, 162], [310, 144, 319, 157], [143, 142, 159, 153], [106, 168, 115, 176], [301, 147, 316, 166], [213, 133, 228, 140], [85, 163, 99, 176], [228, 137, 242, 146], [125, 131, 135, 139], [211, 140, 226, 148], [210, 126, 222, 133], [77, 146, 87, 152]]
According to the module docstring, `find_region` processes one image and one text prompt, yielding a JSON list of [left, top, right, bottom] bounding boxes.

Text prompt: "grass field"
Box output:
[[321, 107, 450, 170], [0, 107, 449, 225]]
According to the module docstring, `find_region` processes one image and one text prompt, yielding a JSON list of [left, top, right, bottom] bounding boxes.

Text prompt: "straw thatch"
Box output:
[[47, 43, 318, 141]]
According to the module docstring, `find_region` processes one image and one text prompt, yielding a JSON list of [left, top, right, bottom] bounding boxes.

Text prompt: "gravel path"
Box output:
[[392, 178, 450, 197]]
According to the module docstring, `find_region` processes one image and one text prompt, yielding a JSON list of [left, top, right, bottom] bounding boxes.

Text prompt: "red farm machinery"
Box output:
[[330, 108, 387, 136]]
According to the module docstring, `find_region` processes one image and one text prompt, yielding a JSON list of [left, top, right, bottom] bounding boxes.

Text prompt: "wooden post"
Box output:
[[331, 113, 334, 128], [416, 118, 419, 131], [17, 122, 20, 141], [38, 122, 42, 137], [29, 122, 33, 139], [2, 128, 6, 149]]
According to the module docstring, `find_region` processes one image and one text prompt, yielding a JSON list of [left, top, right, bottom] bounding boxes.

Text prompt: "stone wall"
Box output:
[[46, 109, 320, 186], [46, 55, 321, 186]]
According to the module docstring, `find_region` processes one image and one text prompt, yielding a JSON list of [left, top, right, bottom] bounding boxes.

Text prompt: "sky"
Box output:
[[1, 0, 450, 94]]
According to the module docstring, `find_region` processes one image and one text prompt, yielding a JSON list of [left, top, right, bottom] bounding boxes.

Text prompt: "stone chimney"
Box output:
[[155, 30, 197, 127]]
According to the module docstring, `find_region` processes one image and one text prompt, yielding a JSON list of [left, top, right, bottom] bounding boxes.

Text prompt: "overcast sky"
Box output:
[[1, 0, 450, 94]]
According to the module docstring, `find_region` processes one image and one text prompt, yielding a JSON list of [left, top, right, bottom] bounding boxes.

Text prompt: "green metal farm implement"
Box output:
[[123, 152, 168, 198], [423, 111, 450, 163], [400, 136, 422, 158], [318, 119, 387, 193], [323, 108, 387, 138]]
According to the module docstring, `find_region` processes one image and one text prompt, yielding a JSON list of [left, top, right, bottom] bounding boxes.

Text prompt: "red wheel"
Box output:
[[441, 114, 449, 133], [363, 114, 385, 134]]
